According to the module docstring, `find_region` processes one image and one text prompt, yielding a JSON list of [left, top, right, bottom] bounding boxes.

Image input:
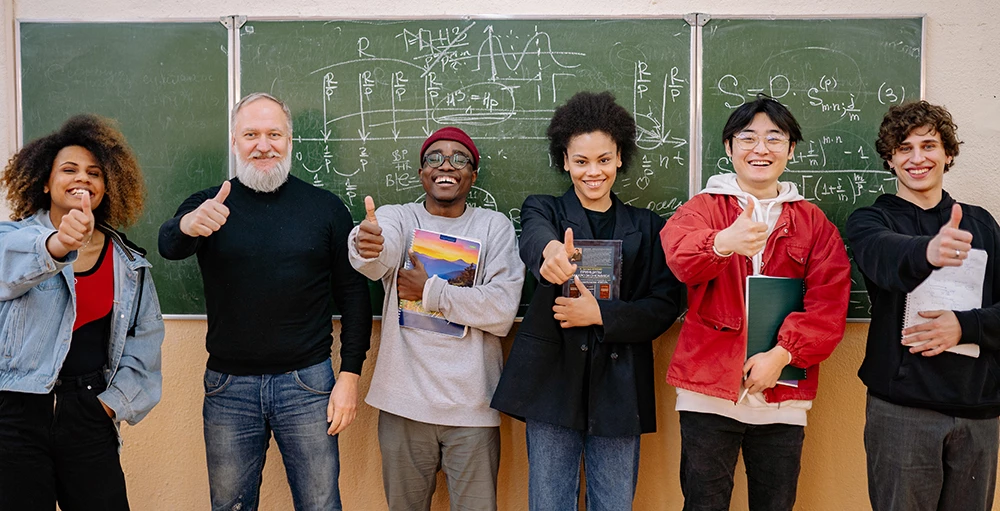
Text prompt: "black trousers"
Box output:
[[678, 411, 804, 511], [0, 373, 129, 511]]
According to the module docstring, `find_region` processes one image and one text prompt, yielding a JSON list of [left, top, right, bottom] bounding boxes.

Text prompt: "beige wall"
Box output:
[[2, 0, 999, 509]]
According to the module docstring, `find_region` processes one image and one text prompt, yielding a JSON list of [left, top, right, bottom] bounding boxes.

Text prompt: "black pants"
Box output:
[[0, 373, 129, 511], [679, 411, 804, 511]]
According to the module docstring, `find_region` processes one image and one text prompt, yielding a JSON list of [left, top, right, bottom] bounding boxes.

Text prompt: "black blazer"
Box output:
[[491, 189, 683, 436]]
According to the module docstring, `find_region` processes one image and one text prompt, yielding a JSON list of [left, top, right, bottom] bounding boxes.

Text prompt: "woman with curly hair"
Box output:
[[0, 114, 164, 510], [492, 91, 684, 510]]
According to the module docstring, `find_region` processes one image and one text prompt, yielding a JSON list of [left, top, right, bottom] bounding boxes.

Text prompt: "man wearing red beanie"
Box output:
[[349, 127, 524, 510]]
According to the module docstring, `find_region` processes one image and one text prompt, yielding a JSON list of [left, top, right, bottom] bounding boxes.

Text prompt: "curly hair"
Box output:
[[876, 101, 961, 173], [2, 114, 145, 228], [547, 91, 637, 173]]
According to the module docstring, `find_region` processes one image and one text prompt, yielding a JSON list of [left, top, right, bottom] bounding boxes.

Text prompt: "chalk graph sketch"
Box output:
[[239, 19, 693, 227]]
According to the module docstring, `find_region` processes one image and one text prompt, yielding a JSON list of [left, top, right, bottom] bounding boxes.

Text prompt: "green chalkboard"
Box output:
[[701, 17, 923, 319], [239, 18, 693, 227], [19, 22, 230, 314]]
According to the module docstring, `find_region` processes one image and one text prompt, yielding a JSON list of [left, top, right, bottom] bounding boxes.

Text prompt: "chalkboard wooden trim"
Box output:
[[691, 15, 704, 199], [236, 15, 692, 21]]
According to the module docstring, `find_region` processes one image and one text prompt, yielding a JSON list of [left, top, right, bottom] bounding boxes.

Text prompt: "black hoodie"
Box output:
[[847, 192, 1000, 419]]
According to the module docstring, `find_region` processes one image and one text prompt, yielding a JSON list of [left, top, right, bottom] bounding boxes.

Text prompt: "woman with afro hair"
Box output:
[[492, 91, 683, 510], [0, 114, 164, 510]]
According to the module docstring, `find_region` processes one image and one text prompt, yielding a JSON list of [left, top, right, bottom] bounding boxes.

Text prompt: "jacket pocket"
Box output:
[[0, 300, 25, 360], [700, 312, 742, 332]]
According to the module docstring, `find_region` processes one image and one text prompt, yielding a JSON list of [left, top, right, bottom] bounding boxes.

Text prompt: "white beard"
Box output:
[[235, 151, 291, 193]]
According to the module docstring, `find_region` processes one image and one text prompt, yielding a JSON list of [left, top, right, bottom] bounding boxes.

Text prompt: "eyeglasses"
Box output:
[[732, 134, 790, 151], [422, 152, 472, 170]]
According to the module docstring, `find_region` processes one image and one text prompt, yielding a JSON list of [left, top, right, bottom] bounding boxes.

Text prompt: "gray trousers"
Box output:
[[865, 393, 999, 511], [377, 410, 500, 511]]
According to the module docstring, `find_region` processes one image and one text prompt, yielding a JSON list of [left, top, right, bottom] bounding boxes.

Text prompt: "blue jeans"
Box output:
[[203, 360, 340, 511], [678, 411, 804, 511], [865, 393, 999, 511], [525, 419, 640, 511]]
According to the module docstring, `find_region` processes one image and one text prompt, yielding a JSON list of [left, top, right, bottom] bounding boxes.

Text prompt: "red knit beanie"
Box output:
[[420, 127, 480, 170]]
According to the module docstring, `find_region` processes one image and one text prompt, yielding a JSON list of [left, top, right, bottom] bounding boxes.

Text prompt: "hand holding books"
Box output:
[[356, 195, 385, 259], [713, 199, 768, 257], [553, 275, 603, 329], [742, 344, 792, 396], [541, 227, 579, 285], [397, 250, 428, 301]]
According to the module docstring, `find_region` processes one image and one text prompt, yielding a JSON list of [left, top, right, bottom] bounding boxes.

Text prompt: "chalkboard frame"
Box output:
[[15, 14, 925, 321]]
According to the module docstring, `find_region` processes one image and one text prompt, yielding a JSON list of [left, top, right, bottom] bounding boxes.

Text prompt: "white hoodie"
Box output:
[[674, 173, 812, 426], [700, 173, 805, 275]]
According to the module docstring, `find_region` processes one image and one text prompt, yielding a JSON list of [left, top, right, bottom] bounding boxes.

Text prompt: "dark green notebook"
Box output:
[[745, 276, 807, 381]]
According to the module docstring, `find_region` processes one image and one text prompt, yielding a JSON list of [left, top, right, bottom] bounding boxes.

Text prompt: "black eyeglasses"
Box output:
[[422, 152, 472, 170]]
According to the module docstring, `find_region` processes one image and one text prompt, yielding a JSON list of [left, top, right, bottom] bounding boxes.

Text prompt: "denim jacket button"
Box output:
[[580, 344, 588, 352], [610, 353, 619, 360]]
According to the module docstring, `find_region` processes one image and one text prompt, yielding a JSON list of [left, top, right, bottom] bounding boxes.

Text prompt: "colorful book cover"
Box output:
[[399, 228, 482, 338], [562, 239, 623, 300]]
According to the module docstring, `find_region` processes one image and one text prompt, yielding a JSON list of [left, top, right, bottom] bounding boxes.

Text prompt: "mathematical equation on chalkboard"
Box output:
[[240, 19, 693, 225]]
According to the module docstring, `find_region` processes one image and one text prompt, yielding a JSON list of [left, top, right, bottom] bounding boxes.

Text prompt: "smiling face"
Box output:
[[419, 139, 477, 217], [725, 112, 795, 199], [891, 126, 952, 209], [231, 98, 292, 192], [45, 145, 105, 221], [564, 131, 621, 212]]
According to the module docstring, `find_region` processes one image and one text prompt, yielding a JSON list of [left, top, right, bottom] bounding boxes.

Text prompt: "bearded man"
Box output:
[[158, 93, 372, 511]]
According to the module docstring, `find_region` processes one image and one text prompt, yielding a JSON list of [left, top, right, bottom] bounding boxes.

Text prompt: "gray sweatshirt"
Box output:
[[348, 203, 524, 427]]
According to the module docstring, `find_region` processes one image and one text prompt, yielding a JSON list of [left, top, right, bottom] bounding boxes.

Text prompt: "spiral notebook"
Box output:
[[902, 248, 987, 358], [398, 228, 481, 338]]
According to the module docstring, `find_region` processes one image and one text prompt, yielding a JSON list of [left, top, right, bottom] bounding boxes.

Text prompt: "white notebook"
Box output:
[[902, 248, 987, 358]]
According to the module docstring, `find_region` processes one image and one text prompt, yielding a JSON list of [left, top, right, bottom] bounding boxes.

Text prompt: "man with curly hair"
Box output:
[[158, 93, 372, 511], [847, 101, 1000, 511]]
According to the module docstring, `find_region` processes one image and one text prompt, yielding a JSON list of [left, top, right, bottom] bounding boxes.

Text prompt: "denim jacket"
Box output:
[[0, 209, 164, 425]]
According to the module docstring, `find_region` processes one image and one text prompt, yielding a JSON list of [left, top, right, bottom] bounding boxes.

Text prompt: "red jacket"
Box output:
[[661, 193, 850, 402]]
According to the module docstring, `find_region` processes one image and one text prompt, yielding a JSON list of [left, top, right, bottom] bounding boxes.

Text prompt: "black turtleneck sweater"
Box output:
[[159, 176, 372, 375]]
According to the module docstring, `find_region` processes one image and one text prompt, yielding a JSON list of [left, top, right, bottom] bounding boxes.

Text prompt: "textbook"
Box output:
[[398, 228, 482, 338], [902, 248, 987, 358], [562, 239, 623, 300], [745, 275, 807, 383]]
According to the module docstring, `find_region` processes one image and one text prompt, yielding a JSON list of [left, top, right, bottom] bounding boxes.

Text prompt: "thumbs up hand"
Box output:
[[713, 199, 769, 257], [46, 190, 96, 259], [356, 195, 385, 259], [927, 203, 973, 267], [180, 180, 231, 237], [540, 228, 579, 285]]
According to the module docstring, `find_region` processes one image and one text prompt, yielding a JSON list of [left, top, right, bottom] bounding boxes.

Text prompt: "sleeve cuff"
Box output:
[[954, 309, 980, 345], [422, 275, 447, 312]]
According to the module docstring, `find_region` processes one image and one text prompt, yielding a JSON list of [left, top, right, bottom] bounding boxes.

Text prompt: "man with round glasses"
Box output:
[[662, 95, 851, 510], [348, 126, 524, 510]]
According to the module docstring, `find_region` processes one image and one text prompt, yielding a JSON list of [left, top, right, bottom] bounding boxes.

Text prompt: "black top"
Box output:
[[491, 188, 684, 436], [847, 192, 1000, 419], [585, 203, 616, 241], [158, 176, 373, 375], [62, 237, 113, 377]]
